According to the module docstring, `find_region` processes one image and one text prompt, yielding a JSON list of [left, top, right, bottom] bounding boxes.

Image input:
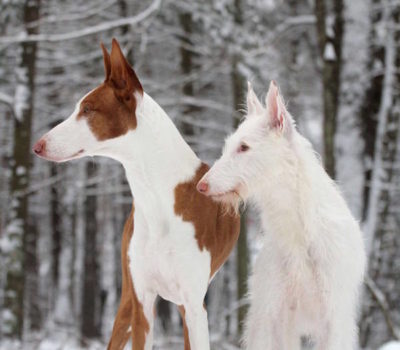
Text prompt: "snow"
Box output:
[[0, 0, 161, 44], [0, 0, 399, 348], [324, 42, 336, 61], [379, 341, 400, 350], [364, 4, 396, 254], [326, 14, 335, 38], [0, 91, 13, 107], [16, 166, 26, 176], [0, 337, 105, 350], [13, 68, 31, 123], [1, 309, 16, 334], [0, 233, 20, 254]]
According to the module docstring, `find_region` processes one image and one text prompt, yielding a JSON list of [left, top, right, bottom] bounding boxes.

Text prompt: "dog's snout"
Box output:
[[197, 180, 209, 194], [33, 139, 46, 155]]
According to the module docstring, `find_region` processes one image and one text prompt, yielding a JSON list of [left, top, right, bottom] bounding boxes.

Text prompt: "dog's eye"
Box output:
[[238, 143, 250, 153], [82, 105, 91, 114]]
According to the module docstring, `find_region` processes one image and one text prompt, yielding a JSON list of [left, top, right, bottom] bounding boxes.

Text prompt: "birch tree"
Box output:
[[314, 0, 344, 178]]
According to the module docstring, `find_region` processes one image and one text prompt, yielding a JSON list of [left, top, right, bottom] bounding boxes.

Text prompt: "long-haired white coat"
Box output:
[[197, 81, 366, 349]]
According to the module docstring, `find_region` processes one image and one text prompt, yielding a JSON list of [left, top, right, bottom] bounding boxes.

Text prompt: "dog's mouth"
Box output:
[[37, 149, 85, 163], [210, 189, 241, 202]]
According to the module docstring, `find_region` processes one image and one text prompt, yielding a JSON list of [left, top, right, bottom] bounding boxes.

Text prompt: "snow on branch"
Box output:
[[365, 275, 400, 340], [0, 0, 161, 44], [0, 91, 13, 107], [248, 15, 316, 58], [0, 91, 15, 117], [365, 13, 395, 251]]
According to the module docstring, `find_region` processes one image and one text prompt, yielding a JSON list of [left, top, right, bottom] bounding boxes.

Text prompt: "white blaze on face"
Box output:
[[37, 95, 99, 163]]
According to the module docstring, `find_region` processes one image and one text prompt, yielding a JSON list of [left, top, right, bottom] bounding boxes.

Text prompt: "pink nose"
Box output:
[[197, 181, 209, 194], [33, 139, 46, 155]]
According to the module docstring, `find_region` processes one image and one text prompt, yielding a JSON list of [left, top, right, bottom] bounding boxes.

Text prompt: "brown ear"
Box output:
[[100, 42, 111, 81], [110, 38, 143, 96]]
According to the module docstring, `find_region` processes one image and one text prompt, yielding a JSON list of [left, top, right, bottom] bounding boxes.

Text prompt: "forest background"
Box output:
[[0, 0, 399, 349]]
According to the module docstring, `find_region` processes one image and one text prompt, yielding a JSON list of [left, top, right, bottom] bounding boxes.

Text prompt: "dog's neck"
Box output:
[[107, 93, 200, 214], [253, 136, 318, 250]]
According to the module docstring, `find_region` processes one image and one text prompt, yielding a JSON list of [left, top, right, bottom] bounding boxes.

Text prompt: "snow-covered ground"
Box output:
[[2, 336, 399, 350], [379, 342, 400, 350], [0, 330, 242, 350]]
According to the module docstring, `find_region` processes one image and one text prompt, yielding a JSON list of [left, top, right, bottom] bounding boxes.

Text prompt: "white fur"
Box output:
[[200, 82, 366, 350], [39, 91, 99, 162], [39, 92, 212, 350]]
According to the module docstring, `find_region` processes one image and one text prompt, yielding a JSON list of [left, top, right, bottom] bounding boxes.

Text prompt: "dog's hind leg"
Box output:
[[108, 206, 135, 350], [107, 296, 133, 350], [178, 305, 191, 350]]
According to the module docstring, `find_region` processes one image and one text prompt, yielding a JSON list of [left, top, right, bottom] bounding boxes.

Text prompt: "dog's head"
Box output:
[[33, 39, 143, 162], [197, 81, 295, 204]]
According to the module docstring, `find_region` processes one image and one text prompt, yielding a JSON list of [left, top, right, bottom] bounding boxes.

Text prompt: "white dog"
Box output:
[[197, 81, 366, 350]]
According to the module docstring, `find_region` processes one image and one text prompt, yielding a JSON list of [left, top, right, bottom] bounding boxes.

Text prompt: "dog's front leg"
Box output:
[[130, 290, 157, 350], [178, 305, 191, 350], [182, 302, 210, 350], [108, 206, 135, 350], [315, 314, 357, 350]]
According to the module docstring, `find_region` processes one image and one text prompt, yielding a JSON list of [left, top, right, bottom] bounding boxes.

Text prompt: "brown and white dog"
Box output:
[[32, 39, 240, 350]]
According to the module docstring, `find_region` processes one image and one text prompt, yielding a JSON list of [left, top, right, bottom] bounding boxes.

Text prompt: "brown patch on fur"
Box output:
[[178, 306, 191, 350], [174, 163, 241, 277], [107, 203, 150, 350], [77, 83, 138, 141], [78, 39, 143, 141]]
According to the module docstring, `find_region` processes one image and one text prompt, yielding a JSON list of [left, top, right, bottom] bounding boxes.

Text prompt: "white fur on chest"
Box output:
[[128, 208, 211, 305], [127, 183, 211, 306]]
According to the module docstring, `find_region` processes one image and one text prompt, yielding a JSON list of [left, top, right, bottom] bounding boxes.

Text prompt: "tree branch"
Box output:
[[0, 91, 13, 107], [0, 0, 161, 44], [0, 91, 15, 118], [365, 275, 400, 340]]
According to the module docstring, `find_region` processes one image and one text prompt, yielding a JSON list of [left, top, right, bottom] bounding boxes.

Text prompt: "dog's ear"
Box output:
[[109, 38, 143, 98], [100, 42, 111, 81], [265, 81, 292, 134], [246, 82, 264, 117]]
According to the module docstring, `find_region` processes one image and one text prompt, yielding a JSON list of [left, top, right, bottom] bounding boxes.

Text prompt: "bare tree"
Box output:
[[3, 0, 41, 338], [81, 162, 101, 340], [360, 2, 400, 347], [314, 0, 344, 178], [230, 0, 249, 338]]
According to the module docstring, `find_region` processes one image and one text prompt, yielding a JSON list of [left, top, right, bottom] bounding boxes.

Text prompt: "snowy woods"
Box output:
[[0, 0, 399, 349]]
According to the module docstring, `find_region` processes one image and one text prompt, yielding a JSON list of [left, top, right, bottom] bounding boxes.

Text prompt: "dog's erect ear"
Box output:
[[100, 42, 111, 81], [265, 81, 292, 134], [246, 82, 264, 117], [109, 38, 143, 96]]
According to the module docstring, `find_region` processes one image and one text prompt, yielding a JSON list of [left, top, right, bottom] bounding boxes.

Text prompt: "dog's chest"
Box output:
[[127, 211, 211, 305], [280, 246, 329, 322]]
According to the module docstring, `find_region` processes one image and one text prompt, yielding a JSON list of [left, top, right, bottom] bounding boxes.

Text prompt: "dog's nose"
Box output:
[[197, 181, 209, 194], [33, 139, 46, 155]]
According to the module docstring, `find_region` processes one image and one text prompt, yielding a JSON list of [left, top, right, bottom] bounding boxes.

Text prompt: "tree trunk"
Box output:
[[3, 0, 40, 338], [314, 0, 344, 178], [178, 10, 197, 144], [50, 126, 62, 298], [359, 3, 400, 347], [231, 0, 249, 338], [81, 162, 100, 340], [359, 0, 385, 221]]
